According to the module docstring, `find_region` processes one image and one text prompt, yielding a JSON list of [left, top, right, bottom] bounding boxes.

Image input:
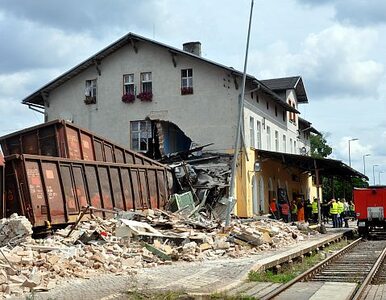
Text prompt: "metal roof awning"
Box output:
[[256, 150, 368, 180]]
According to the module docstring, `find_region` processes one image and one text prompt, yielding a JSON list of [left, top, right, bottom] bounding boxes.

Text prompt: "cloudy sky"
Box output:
[[0, 0, 385, 184]]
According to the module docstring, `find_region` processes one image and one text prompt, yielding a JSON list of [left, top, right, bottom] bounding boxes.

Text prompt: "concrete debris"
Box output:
[[168, 154, 233, 221], [0, 211, 318, 298], [0, 214, 33, 247]]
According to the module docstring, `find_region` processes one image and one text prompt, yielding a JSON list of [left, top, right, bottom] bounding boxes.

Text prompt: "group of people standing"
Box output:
[[325, 198, 355, 228], [269, 196, 355, 228], [269, 196, 306, 223]]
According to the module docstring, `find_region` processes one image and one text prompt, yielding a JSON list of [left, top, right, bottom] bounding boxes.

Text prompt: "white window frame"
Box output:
[[282, 134, 287, 153], [249, 116, 255, 148], [274, 130, 279, 151], [140, 72, 152, 93], [290, 138, 293, 153], [130, 120, 152, 152], [294, 141, 297, 154], [266, 126, 271, 151], [85, 79, 97, 97], [181, 69, 193, 88], [123, 74, 135, 95], [256, 121, 262, 149]]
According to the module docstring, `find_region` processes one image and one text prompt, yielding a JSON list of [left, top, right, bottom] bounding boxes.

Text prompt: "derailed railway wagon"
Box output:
[[354, 186, 386, 235], [0, 154, 4, 217], [3, 154, 172, 227], [0, 120, 174, 228], [0, 119, 163, 167]]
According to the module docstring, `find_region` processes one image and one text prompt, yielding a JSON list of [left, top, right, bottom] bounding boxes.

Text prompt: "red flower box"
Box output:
[[121, 93, 135, 103], [181, 87, 193, 95], [137, 91, 153, 101]]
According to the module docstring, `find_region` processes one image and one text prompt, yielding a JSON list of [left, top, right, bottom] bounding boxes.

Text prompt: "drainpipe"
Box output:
[[226, 0, 254, 226]]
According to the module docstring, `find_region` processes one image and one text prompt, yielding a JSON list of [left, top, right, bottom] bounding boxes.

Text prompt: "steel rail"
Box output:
[[260, 237, 363, 300], [351, 245, 386, 300]]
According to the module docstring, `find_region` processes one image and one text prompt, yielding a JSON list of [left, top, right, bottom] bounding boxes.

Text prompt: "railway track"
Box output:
[[259, 238, 386, 300]]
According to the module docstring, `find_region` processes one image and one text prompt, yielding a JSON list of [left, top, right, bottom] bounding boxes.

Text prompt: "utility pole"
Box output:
[[226, 0, 254, 226]]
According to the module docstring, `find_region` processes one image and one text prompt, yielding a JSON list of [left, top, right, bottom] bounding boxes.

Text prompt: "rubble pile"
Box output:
[[0, 211, 317, 297], [0, 214, 33, 247], [171, 154, 233, 220]]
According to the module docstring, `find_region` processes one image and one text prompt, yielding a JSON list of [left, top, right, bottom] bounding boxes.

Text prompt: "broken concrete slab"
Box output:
[[0, 214, 33, 247]]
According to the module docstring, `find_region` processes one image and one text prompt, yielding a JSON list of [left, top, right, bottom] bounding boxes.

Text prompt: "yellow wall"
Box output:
[[235, 149, 316, 217], [308, 176, 322, 203]]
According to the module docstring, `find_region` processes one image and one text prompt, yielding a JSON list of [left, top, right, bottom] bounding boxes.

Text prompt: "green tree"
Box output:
[[310, 133, 332, 159], [310, 133, 368, 201]]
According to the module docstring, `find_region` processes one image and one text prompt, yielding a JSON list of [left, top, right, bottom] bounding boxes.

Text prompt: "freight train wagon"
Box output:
[[0, 153, 4, 217], [354, 186, 386, 235]]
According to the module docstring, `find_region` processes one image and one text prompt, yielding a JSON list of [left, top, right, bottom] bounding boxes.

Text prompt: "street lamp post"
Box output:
[[348, 138, 359, 167], [373, 164, 379, 186], [363, 154, 371, 176], [379, 171, 385, 185]]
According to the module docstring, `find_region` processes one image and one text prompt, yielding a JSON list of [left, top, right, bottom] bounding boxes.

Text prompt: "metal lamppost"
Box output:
[[348, 138, 358, 167], [379, 171, 385, 185], [373, 164, 379, 186], [363, 154, 370, 176]]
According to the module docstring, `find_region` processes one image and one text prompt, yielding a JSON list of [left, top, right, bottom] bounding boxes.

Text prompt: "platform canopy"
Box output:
[[256, 150, 368, 180]]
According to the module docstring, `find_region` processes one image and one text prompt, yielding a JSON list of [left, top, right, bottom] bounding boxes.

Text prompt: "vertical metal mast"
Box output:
[[225, 0, 255, 226]]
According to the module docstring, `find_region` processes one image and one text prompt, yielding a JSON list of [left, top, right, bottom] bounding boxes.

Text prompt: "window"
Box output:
[[85, 79, 97, 104], [140, 72, 152, 93], [181, 68, 193, 95], [275, 130, 279, 151], [256, 121, 262, 149], [123, 74, 135, 95], [292, 102, 297, 124], [249, 116, 255, 148], [294, 141, 297, 154], [290, 138, 293, 153], [275, 106, 278, 117], [266, 126, 271, 150], [130, 120, 152, 152], [282, 134, 287, 153], [266, 101, 269, 110], [282, 110, 286, 122], [288, 100, 297, 123]]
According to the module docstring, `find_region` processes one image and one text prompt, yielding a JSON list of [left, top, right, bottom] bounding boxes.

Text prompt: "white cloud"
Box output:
[[298, 0, 386, 27], [249, 24, 384, 100]]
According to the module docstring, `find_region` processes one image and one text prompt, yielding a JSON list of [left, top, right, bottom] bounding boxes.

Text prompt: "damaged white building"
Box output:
[[21, 32, 335, 218]]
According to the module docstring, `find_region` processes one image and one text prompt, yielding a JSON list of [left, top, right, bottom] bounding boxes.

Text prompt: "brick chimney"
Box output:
[[183, 42, 201, 56]]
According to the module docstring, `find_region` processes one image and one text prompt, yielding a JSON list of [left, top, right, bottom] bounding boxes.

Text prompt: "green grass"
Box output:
[[209, 293, 255, 300], [126, 290, 255, 300], [126, 290, 193, 300], [248, 239, 350, 284]]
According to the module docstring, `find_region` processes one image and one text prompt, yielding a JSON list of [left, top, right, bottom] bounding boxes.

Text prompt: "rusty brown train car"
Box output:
[[0, 119, 164, 167], [4, 154, 172, 227], [0, 153, 4, 218]]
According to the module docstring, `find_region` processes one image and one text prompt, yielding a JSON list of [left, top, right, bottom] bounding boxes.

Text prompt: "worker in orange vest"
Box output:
[[270, 198, 278, 219]]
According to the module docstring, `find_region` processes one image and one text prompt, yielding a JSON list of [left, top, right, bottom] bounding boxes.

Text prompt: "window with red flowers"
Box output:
[[140, 72, 152, 93], [181, 68, 193, 95], [123, 74, 135, 95]]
